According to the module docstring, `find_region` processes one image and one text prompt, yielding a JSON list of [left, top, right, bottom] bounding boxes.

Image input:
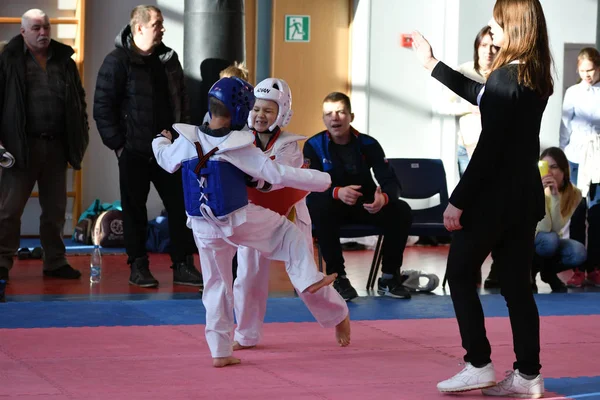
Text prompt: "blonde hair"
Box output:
[[130, 5, 162, 31], [0, 40, 7, 53], [577, 47, 600, 68], [219, 62, 249, 81]]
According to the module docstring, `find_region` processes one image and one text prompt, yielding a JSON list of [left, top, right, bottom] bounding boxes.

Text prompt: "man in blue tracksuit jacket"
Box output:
[[304, 92, 413, 301]]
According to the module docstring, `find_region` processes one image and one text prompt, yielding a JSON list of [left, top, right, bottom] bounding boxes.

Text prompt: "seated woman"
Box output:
[[533, 147, 587, 292]]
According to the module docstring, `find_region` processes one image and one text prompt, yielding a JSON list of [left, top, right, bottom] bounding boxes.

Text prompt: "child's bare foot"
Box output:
[[335, 314, 351, 347], [212, 356, 241, 368], [306, 273, 338, 294], [232, 341, 255, 351]]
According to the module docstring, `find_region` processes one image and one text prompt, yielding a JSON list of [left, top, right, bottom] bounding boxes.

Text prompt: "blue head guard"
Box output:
[[208, 77, 255, 130]]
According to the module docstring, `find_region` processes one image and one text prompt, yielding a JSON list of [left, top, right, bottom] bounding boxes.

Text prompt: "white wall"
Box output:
[[352, 0, 462, 188], [352, 0, 597, 192]]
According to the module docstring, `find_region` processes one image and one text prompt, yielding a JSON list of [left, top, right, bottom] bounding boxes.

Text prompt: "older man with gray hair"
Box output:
[[0, 9, 89, 283]]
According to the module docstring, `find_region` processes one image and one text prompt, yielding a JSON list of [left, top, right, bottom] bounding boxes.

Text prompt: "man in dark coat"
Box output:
[[0, 9, 89, 281], [94, 5, 202, 288]]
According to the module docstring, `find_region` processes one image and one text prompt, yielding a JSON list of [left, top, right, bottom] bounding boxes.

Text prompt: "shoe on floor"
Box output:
[[437, 362, 496, 393], [333, 276, 358, 301], [172, 260, 203, 287], [377, 276, 411, 299], [129, 257, 159, 288], [482, 369, 544, 398], [43, 265, 81, 279], [566, 270, 586, 288]]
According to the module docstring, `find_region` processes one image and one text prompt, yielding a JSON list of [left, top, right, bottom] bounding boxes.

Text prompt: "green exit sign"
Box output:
[[285, 15, 310, 43]]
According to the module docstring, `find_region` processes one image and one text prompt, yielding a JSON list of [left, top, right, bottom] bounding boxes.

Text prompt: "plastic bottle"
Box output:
[[90, 245, 102, 283]]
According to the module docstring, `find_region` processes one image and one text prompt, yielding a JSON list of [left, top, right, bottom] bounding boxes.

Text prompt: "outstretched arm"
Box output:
[[412, 31, 483, 105], [227, 145, 331, 193]]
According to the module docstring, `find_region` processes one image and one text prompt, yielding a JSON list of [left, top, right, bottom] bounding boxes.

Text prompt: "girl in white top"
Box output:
[[560, 47, 600, 287], [439, 25, 499, 177]]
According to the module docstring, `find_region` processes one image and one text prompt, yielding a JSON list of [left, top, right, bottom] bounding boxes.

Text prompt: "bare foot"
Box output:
[[306, 273, 337, 294], [212, 356, 241, 368], [335, 314, 351, 347], [232, 341, 256, 351]]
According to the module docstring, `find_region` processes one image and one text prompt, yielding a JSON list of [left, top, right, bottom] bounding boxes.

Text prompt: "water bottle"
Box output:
[[90, 245, 102, 283]]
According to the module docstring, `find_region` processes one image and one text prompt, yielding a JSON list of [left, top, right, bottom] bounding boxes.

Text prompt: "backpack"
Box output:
[[92, 210, 125, 247]]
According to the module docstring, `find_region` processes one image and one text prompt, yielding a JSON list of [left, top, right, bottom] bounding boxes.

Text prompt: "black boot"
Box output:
[[537, 254, 567, 293], [129, 256, 159, 288], [172, 255, 203, 287]]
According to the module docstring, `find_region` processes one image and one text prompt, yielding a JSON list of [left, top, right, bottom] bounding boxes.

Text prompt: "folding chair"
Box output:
[[386, 158, 452, 287]]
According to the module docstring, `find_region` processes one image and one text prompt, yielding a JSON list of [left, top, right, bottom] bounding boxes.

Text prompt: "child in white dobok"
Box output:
[[152, 77, 350, 368], [233, 78, 349, 350]]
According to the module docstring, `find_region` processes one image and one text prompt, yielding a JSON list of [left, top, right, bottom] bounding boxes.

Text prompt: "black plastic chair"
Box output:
[[387, 158, 452, 287]]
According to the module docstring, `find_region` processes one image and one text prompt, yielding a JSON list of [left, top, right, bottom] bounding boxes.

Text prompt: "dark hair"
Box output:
[[491, 0, 554, 98], [323, 92, 352, 113], [473, 26, 498, 76], [540, 146, 579, 217], [209, 97, 231, 119]]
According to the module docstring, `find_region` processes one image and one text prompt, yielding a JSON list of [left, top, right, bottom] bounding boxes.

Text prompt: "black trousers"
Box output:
[[446, 211, 541, 375], [309, 198, 412, 276], [118, 149, 195, 264]]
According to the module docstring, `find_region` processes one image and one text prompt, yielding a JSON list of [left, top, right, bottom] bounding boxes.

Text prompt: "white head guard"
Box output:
[[248, 77, 293, 131]]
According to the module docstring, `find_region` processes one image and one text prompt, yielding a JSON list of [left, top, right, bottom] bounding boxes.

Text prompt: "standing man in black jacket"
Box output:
[[304, 92, 412, 301], [0, 9, 89, 282], [94, 5, 201, 288]]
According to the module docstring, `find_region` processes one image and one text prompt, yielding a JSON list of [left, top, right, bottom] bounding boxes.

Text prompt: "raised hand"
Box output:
[[411, 31, 439, 71]]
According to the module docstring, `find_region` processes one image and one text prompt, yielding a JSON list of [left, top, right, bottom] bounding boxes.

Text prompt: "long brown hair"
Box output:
[[491, 0, 554, 98], [540, 147, 581, 218]]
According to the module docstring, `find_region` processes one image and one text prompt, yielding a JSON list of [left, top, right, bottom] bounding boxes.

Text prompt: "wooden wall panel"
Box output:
[[270, 0, 350, 138]]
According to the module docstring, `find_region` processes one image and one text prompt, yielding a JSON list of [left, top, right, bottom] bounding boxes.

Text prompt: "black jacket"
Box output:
[[303, 128, 401, 206], [431, 62, 546, 225], [0, 35, 89, 169], [93, 25, 190, 158]]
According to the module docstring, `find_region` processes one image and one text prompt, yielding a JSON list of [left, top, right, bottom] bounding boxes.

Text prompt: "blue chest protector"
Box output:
[[181, 143, 248, 218]]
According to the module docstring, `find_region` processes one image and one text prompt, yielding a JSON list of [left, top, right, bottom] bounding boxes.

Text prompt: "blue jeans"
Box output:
[[534, 231, 587, 268], [457, 145, 469, 178]]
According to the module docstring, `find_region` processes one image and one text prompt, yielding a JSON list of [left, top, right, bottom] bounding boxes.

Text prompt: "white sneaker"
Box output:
[[482, 369, 544, 398], [437, 362, 496, 393]]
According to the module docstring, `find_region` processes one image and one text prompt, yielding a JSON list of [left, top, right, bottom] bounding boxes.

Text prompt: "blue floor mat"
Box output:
[[1, 292, 599, 329], [19, 238, 126, 254]]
